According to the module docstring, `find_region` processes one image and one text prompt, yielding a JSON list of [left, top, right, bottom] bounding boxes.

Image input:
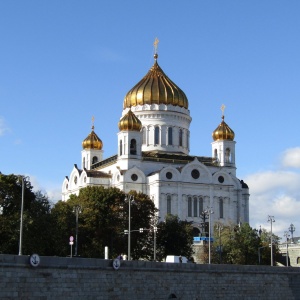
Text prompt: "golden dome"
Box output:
[[82, 126, 103, 150], [212, 116, 235, 141], [123, 54, 188, 109], [118, 109, 142, 131]]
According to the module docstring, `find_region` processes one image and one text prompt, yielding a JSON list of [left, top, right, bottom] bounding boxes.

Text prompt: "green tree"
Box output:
[[209, 222, 280, 265], [49, 200, 75, 256], [52, 187, 157, 259], [0, 174, 53, 255], [259, 228, 281, 265], [155, 214, 194, 261]]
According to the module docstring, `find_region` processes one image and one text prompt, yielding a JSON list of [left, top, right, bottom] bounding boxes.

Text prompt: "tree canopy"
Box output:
[[155, 214, 194, 261], [0, 173, 53, 255], [0, 175, 198, 261], [200, 222, 281, 265], [51, 187, 158, 259]]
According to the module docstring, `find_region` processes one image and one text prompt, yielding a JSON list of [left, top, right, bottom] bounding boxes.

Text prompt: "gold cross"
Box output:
[[220, 104, 226, 116], [154, 37, 159, 54], [91, 116, 95, 129]]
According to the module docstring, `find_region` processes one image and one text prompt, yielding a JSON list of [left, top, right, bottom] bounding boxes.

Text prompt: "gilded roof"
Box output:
[[212, 116, 235, 141], [118, 109, 142, 132], [123, 54, 188, 109], [82, 126, 103, 150]]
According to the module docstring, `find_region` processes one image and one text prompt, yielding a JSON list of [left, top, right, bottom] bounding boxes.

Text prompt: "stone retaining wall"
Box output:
[[0, 254, 299, 299]]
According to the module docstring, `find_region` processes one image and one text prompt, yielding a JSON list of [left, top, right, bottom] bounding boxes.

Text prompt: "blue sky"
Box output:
[[1, 1, 300, 239]]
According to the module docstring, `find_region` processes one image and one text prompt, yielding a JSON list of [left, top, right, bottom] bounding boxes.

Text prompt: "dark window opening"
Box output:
[[191, 169, 200, 179], [119, 140, 123, 156], [155, 127, 160, 144], [179, 129, 183, 146], [130, 139, 137, 155], [168, 127, 173, 145]]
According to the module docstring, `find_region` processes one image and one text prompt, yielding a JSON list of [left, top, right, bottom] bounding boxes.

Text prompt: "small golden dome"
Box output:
[[123, 54, 188, 109], [212, 116, 235, 141], [82, 126, 103, 150], [118, 109, 142, 131]]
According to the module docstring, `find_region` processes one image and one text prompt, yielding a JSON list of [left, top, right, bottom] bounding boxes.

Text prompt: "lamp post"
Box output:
[[204, 207, 214, 264], [73, 205, 82, 257], [125, 195, 134, 261], [216, 223, 223, 264], [200, 210, 208, 237], [19, 176, 30, 256], [153, 226, 157, 261], [284, 231, 290, 267], [268, 215, 275, 266], [289, 223, 295, 243]]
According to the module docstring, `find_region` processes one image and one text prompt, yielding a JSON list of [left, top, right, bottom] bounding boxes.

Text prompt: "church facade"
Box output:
[[62, 51, 249, 231]]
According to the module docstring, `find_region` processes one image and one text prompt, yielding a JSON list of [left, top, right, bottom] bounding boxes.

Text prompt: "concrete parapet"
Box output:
[[0, 254, 299, 299]]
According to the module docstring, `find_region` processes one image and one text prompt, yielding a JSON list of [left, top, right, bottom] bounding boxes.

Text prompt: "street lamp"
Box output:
[[204, 207, 214, 264], [125, 195, 135, 261], [216, 223, 223, 264], [268, 215, 275, 266], [284, 231, 290, 267], [200, 210, 208, 237], [153, 226, 157, 261], [19, 175, 30, 256], [289, 223, 295, 243], [73, 205, 82, 257]]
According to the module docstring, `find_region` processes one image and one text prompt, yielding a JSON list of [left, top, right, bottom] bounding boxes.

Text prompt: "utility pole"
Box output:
[[268, 215, 275, 266], [73, 205, 82, 257], [284, 231, 290, 267], [19, 176, 30, 256]]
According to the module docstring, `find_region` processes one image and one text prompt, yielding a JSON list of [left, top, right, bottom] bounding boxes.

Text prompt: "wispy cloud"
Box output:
[[281, 147, 300, 168], [29, 175, 61, 203], [0, 117, 10, 136], [14, 139, 22, 145], [89, 46, 123, 63], [246, 148, 300, 238]]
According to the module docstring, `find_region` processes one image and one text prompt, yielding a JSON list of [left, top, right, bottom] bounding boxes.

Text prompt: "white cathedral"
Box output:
[[62, 49, 249, 231]]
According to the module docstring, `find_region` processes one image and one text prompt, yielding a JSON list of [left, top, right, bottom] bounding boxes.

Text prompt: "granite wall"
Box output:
[[0, 254, 299, 299]]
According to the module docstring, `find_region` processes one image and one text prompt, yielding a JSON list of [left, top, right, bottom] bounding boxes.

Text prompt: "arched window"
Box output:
[[142, 127, 146, 145], [179, 129, 183, 147], [92, 156, 98, 164], [167, 195, 171, 214], [155, 126, 160, 145], [119, 140, 123, 156], [214, 149, 218, 158], [225, 148, 231, 163], [188, 197, 192, 217], [168, 127, 173, 145], [297, 257, 300, 264], [193, 197, 198, 217], [219, 198, 224, 219], [130, 139, 137, 155], [83, 157, 85, 169], [199, 197, 203, 216]]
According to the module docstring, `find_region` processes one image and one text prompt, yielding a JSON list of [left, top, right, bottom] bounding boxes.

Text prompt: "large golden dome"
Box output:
[[212, 116, 235, 141], [123, 54, 188, 109], [82, 126, 103, 150], [118, 109, 142, 131]]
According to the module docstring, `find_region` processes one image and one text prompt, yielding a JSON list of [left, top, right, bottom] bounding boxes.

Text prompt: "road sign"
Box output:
[[69, 236, 74, 245]]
